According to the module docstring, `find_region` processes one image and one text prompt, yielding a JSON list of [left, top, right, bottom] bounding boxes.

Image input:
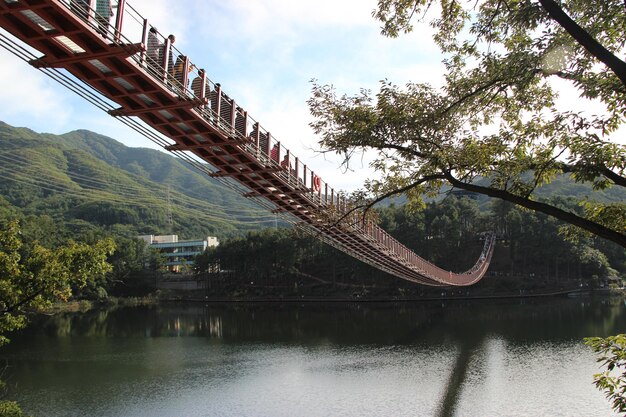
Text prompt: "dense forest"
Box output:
[[197, 195, 625, 299], [0, 121, 624, 299], [0, 121, 276, 298], [0, 121, 278, 240]]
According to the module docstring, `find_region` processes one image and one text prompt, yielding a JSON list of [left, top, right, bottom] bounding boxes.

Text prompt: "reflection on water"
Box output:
[[1, 297, 623, 417]]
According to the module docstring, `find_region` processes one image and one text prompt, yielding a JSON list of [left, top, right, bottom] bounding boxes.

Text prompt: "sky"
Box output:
[[0, 0, 619, 194], [0, 0, 441, 192]]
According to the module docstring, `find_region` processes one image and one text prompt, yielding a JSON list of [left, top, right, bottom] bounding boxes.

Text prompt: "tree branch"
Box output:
[[371, 141, 428, 158], [538, 0, 626, 87], [443, 171, 626, 248], [553, 162, 626, 188], [441, 77, 505, 116], [363, 174, 447, 214], [600, 166, 626, 188], [328, 174, 446, 228], [0, 288, 44, 315]]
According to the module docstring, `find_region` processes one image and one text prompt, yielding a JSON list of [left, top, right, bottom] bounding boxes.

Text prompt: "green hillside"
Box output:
[[1, 119, 622, 243], [0, 121, 277, 240], [384, 173, 626, 208]]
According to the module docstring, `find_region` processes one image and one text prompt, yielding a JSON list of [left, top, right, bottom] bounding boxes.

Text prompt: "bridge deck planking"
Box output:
[[0, 0, 495, 286]]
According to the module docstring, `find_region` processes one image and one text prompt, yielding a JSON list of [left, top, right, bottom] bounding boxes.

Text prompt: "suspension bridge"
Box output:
[[0, 0, 496, 286]]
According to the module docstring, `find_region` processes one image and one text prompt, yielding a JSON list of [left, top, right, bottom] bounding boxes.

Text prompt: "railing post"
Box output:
[[266, 132, 272, 157], [284, 149, 291, 177], [230, 100, 237, 129], [254, 122, 260, 149], [303, 165, 307, 187], [182, 55, 190, 95], [140, 18, 148, 65], [162, 37, 171, 83], [215, 84, 222, 123], [242, 111, 248, 137], [295, 158, 299, 182], [200, 70, 207, 102], [88, 0, 96, 23], [114, 0, 126, 43]]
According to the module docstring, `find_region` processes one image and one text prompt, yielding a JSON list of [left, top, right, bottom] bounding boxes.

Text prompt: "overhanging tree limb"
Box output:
[[443, 171, 626, 248], [313, 1, 626, 249], [0, 288, 44, 315], [330, 174, 446, 227], [600, 166, 626, 188]]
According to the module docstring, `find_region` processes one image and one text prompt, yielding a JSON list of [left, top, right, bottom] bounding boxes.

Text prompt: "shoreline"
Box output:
[[161, 288, 622, 304], [43, 288, 622, 313]]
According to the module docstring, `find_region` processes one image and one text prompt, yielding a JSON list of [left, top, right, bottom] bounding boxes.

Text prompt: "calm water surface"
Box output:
[[1, 297, 624, 417]]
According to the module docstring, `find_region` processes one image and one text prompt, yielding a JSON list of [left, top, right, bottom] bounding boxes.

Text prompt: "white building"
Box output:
[[139, 234, 219, 272]]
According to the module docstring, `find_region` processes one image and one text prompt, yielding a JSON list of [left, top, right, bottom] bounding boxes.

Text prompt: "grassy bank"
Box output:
[[42, 294, 160, 314]]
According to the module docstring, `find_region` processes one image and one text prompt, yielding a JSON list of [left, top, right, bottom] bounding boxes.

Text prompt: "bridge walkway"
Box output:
[[0, 0, 496, 286]]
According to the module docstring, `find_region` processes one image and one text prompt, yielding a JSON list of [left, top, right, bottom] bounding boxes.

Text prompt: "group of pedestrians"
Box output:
[[146, 30, 189, 89], [67, 2, 309, 185]]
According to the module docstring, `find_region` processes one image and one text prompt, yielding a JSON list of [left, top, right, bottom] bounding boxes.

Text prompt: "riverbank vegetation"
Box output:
[[195, 195, 624, 300], [0, 219, 114, 415], [309, 0, 626, 248]]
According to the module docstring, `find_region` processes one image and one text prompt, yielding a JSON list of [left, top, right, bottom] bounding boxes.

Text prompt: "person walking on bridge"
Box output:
[[172, 54, 188, 91], [191, 69, 209, 105], [161, 34, 176, 79], [145, 27, 162, 79], [95, 0, 114, 38]]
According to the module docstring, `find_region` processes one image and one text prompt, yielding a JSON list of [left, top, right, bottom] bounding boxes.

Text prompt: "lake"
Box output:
[[1, 296, 624, 416]]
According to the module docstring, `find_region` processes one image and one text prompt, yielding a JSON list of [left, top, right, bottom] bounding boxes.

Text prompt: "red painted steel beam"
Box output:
[[0, 0, 496, 287], [108, 97, 205, 116], [30, 42, 142, 67]]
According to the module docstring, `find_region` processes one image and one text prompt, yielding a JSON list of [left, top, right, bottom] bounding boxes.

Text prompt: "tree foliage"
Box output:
[[0, 400, 28, 417], [308, 0, 626, 247], [585, 334, 626, 415], [0, 219, 115, 345], [199, 197, 622, 294]]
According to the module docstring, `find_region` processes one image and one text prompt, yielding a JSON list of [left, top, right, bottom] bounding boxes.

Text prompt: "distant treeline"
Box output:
[[1, 121, 624, 298], [196, 195, 625, 297]]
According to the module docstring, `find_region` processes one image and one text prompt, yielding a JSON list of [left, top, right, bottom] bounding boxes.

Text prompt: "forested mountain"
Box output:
[[0, 121, 623, 295], [0, 121, 277, 240], [385, 174, 626, 208], [200, 194, 625, 300]]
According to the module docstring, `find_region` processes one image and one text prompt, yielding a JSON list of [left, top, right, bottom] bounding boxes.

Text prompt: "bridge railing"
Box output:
[[356, 218, 495, 283], [45, 0, 495, 285], [64, 0, 351, 215], [51, 0, 346, 216]]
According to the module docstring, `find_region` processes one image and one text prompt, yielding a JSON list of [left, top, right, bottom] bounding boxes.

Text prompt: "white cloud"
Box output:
[[0, 47, 72, 131], [125, 0, 189, 45], [199, 0, 376, 40], [0, 0, 443, 193]]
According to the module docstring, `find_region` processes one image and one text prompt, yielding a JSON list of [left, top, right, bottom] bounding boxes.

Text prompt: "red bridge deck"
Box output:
[[0, 0, 495, 286]]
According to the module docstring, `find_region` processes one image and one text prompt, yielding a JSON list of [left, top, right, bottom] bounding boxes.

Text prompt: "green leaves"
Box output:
[[0, 220, 114, 345], [585, 334, 626, 414], [309, 0, 626, 247]]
